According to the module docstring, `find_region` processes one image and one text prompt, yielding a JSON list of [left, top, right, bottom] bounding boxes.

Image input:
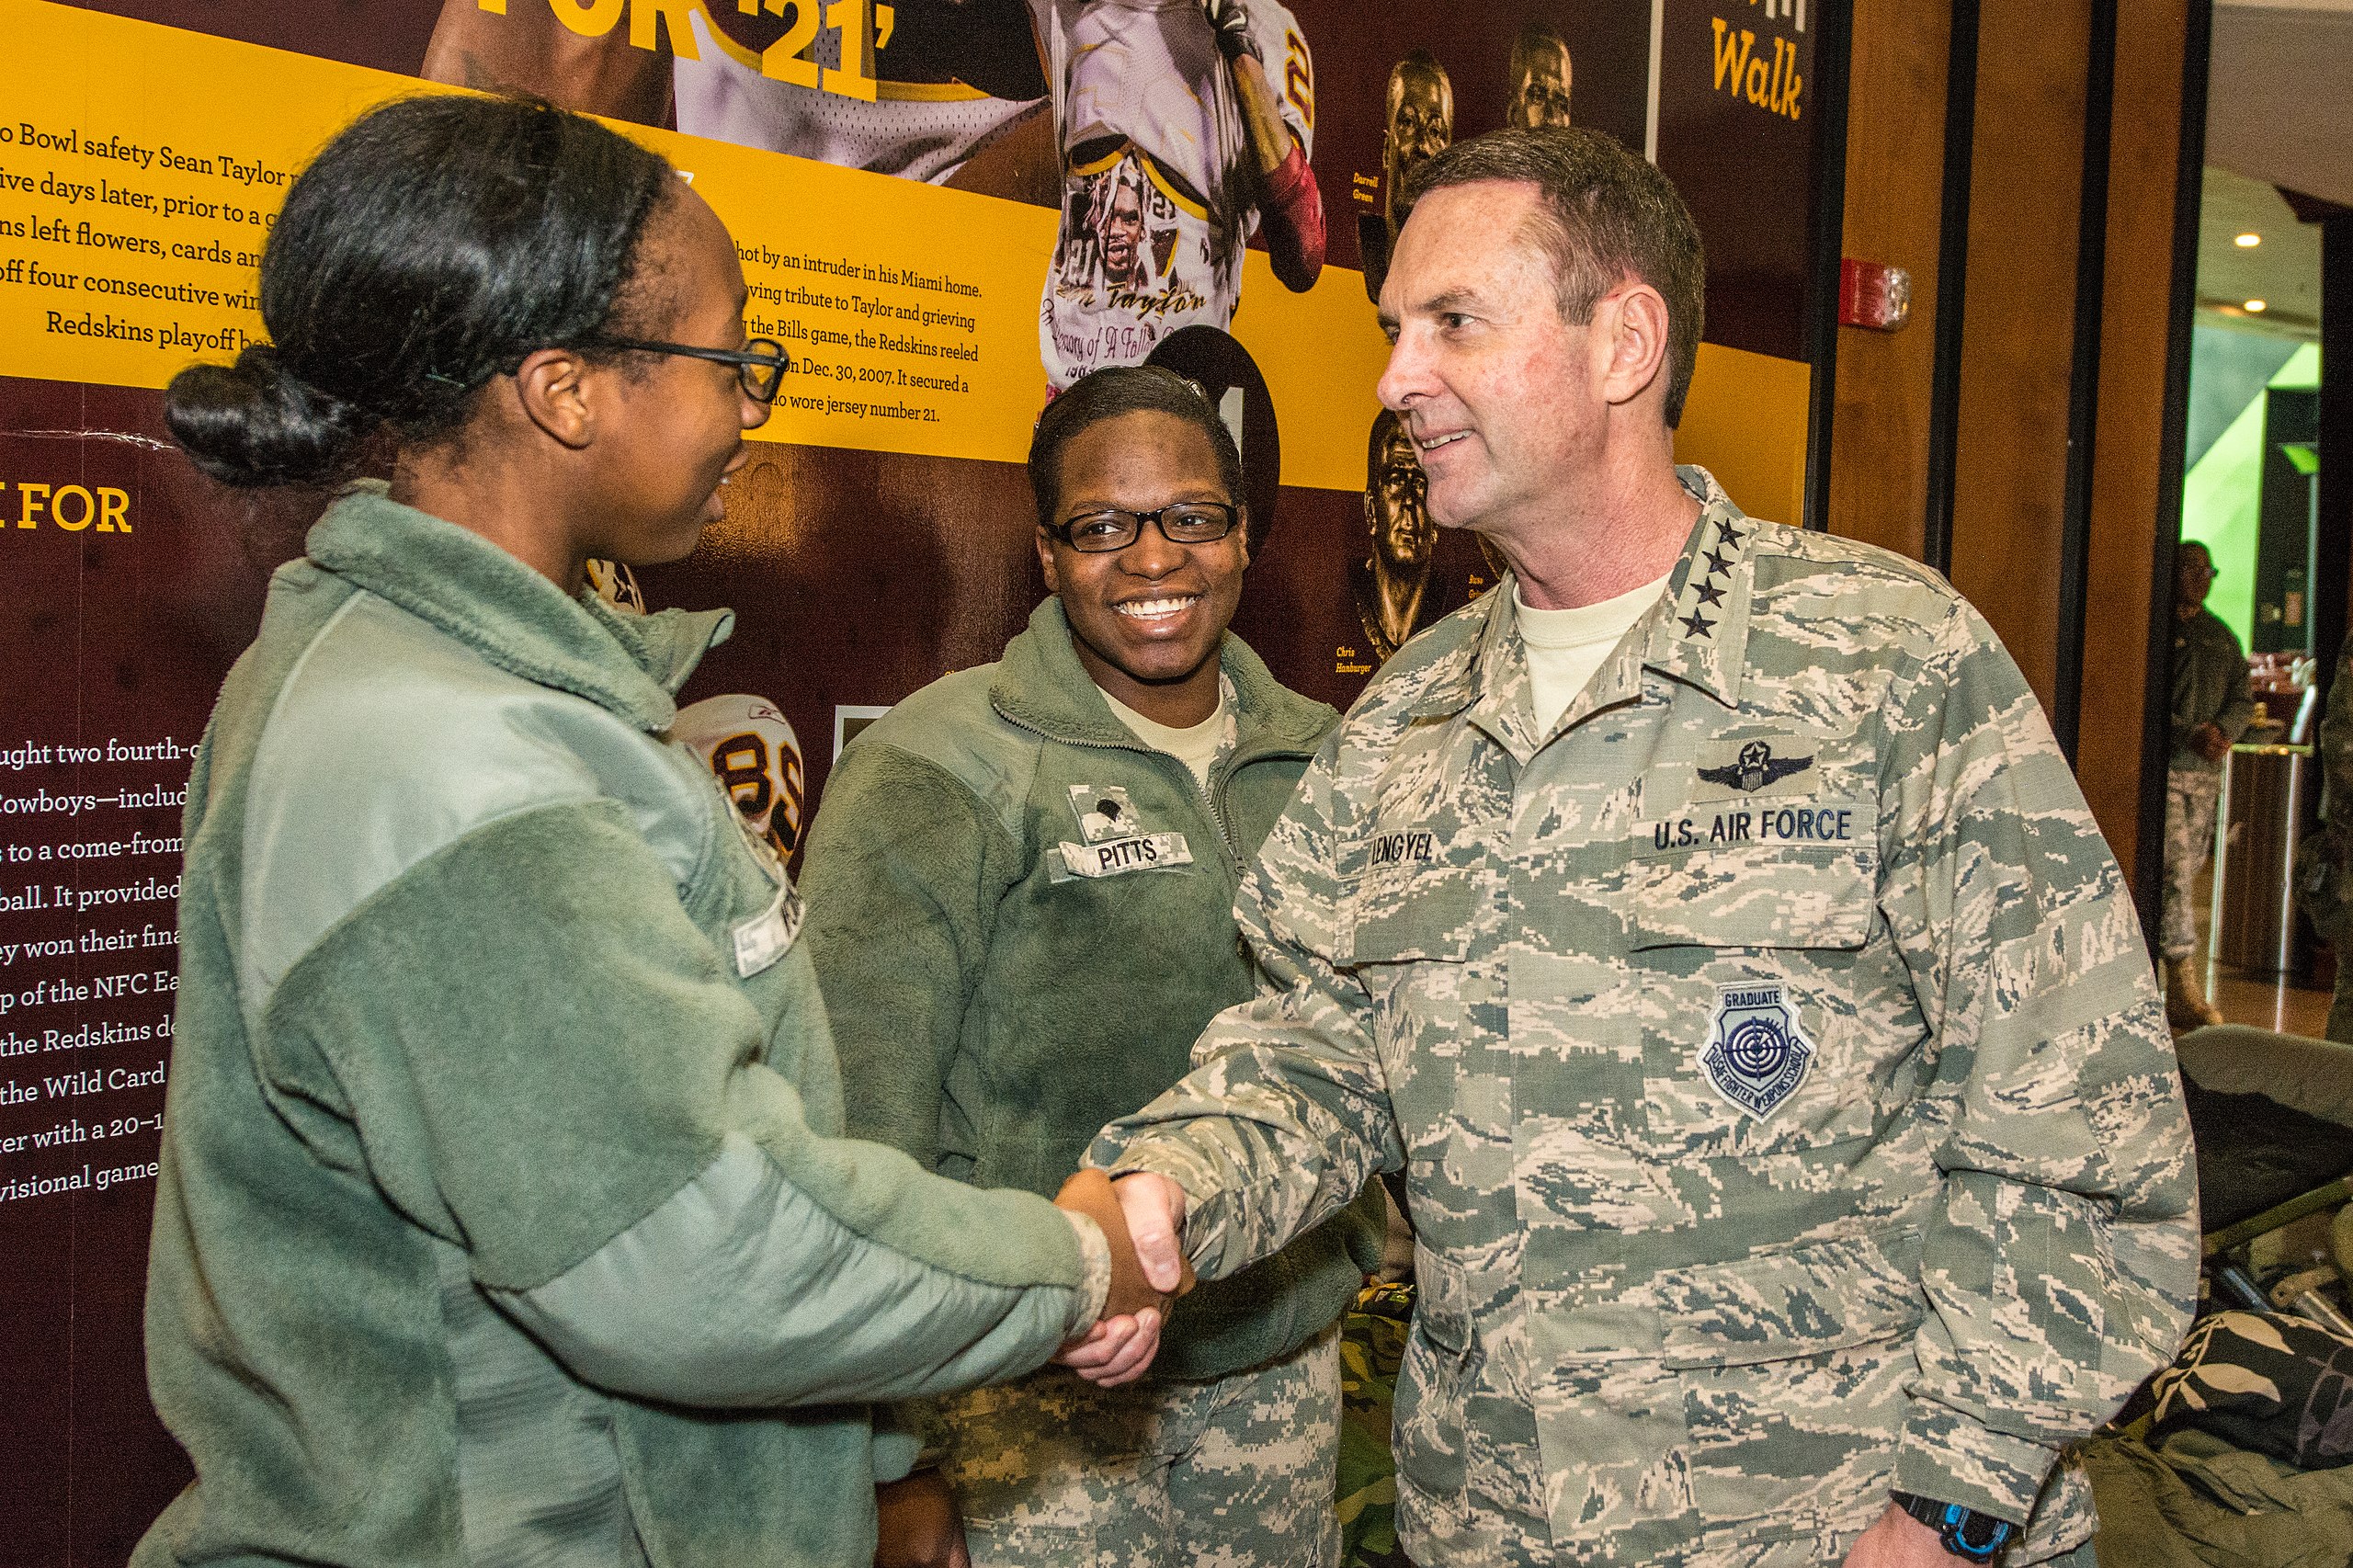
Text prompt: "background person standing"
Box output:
[[2163, 539, 2255, 1028]]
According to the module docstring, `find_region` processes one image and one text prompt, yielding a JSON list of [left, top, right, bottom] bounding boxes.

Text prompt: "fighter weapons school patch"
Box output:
[[1699, 982, 1815, 1120]]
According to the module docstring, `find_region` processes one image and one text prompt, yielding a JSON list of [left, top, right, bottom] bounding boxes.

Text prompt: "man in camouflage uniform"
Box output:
[[1076, 128, 2199, 1568], [2160, 539, 2254, 1028]]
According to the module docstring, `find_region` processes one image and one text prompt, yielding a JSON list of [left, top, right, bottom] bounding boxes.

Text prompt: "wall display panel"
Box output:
[[0, 0, 1833, 1556]]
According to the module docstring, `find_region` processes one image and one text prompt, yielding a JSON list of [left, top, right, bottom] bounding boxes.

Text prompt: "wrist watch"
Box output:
[[1890, 1491, 2016, 1562]]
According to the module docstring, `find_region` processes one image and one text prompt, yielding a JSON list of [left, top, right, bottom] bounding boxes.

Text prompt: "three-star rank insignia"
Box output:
[[1697, 739, 1814, 794], [1699, 983, 1815, 1120]]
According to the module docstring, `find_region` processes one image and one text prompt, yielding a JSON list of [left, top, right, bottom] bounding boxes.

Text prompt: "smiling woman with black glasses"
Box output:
[[136, 93, 1168, 1568], [799, 365, 1388, 1568]]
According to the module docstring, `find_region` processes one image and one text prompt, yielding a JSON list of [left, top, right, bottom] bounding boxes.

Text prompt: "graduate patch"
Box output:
[[1069, 784, 1138, 845], [1699, 983, 1814, 1120]]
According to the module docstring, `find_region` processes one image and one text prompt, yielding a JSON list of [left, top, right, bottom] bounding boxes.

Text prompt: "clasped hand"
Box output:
[[1048, 1169, 1193, 1387]]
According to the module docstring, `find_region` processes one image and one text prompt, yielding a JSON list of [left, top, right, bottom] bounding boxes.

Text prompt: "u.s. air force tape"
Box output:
[[733, 883, 805, 977], [1052, 831, 1194, 881]]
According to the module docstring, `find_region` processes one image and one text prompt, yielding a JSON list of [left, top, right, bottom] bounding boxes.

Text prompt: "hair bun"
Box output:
[[165, 344, 374, 489]]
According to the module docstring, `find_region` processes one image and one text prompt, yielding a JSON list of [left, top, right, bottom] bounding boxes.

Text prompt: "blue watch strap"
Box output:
[[1891, 1490, 2015, 1562]]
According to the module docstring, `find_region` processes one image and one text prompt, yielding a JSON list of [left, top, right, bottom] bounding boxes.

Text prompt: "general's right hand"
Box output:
[[1050, 1169, 1195, 1387], [1109, 1171, 1190, 1297], [1051, 1169, 1190, 1322]]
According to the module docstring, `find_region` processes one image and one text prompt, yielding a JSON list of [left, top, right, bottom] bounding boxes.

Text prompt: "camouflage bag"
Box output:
[[1337, 1281, 1415, 1568]]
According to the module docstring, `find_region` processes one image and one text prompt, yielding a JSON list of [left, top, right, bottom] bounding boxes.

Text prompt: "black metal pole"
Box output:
[[1922, 0, 1982, 577], [1801, 0, 1855, 532], [2131, 0, 2215, 951]]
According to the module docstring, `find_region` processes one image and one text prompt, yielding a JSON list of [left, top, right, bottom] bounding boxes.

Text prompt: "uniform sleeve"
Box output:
[[2212, 626, 2256, 745], [796, 740, 1017, 1171], [1876, 601, 2199, 1523], [1087, 737, 1405, 1281], [256, 799, 1102, 1411], [1254, 4, 1312, 156]]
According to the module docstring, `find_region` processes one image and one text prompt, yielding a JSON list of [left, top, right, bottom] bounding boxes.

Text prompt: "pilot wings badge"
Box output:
[[1697, 739, 1814, 795]]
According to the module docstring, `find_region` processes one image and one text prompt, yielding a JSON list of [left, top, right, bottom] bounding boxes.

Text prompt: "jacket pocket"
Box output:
[[1344, 849, 1487, 1165], [1654, 1232, 1924, 1540], [1627, 843, 1884, 1154], [1655, 1230, 1923, 1369], [1340, 856, 1483, 967], [1627, 835, 1876, 952], [1392, 1246, 1477, 1506]]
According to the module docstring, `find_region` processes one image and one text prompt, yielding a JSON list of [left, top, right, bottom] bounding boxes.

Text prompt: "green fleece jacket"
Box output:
[[800, 597, 1385, 1381], [138, 489, 1108, 1568]]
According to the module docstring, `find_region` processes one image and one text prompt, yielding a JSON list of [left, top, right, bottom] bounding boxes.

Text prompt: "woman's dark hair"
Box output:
[[1028, 366, 1247, 528], [165, 95, 676, 488]]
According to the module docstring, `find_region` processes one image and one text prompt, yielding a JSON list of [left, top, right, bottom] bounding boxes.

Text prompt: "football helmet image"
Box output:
[[585, 559, 647, 615], [674, 693, 809, 861]]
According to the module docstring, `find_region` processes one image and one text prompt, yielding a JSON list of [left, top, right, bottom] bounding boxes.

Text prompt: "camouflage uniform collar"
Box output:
[[1394, 466, 1756, 750], [990, 596, 1332, 756], [1642, 465, 1757, 711]]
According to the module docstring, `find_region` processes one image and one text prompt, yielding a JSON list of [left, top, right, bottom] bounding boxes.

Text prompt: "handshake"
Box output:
[[1048, 1169, 1194, 1387]]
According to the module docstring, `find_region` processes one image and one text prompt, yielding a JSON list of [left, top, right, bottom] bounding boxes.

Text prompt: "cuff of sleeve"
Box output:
[[1062, 1210, 1112, 1337], [1894, 1401, 2058, 1526], [1101, 1148, 1215, 1223], [870, 1423, 923, 1484]]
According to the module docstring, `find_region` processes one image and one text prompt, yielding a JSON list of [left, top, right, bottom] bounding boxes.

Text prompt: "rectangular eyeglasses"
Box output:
[[583, 335, 790, 403]]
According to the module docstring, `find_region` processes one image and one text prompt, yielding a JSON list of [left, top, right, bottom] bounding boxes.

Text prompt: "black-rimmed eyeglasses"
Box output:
[[1041, 501, 1241, 553], [582, 335, 790, 403]]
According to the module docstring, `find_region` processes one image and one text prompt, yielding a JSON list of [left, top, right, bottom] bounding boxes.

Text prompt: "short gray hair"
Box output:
[[1401, 127, 1706, 427]]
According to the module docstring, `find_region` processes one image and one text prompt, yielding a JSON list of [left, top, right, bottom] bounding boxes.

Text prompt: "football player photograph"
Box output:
[[797, 365, 1385, 1568], [1506, 23, 1574, 130], [424, 0, 1324, 383], [1351, 406, 1443, 663], [1358, 48, 1453, 301], [134, 94, 1174, 1568], [421, 0, 1051, 187], [1078, 127, 2197, 1568], [1034, 0, 1324, 388]]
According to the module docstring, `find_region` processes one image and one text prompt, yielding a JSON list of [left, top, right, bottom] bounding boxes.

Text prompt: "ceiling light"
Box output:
[[2235, 233, 2262, 247], [2245, 299, 2268, 312]]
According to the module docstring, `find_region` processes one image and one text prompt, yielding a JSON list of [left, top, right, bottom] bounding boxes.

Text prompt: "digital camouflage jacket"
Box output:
[[1095, 468, 2199, 1567]]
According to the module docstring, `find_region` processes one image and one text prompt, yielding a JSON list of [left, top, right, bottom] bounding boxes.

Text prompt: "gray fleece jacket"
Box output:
[[800, 597, 1385, 1381]]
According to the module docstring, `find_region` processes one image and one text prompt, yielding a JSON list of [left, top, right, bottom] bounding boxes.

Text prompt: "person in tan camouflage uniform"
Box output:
[[2160, 540, 2254, 1028], [1073, 127, 2200, 1568]]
